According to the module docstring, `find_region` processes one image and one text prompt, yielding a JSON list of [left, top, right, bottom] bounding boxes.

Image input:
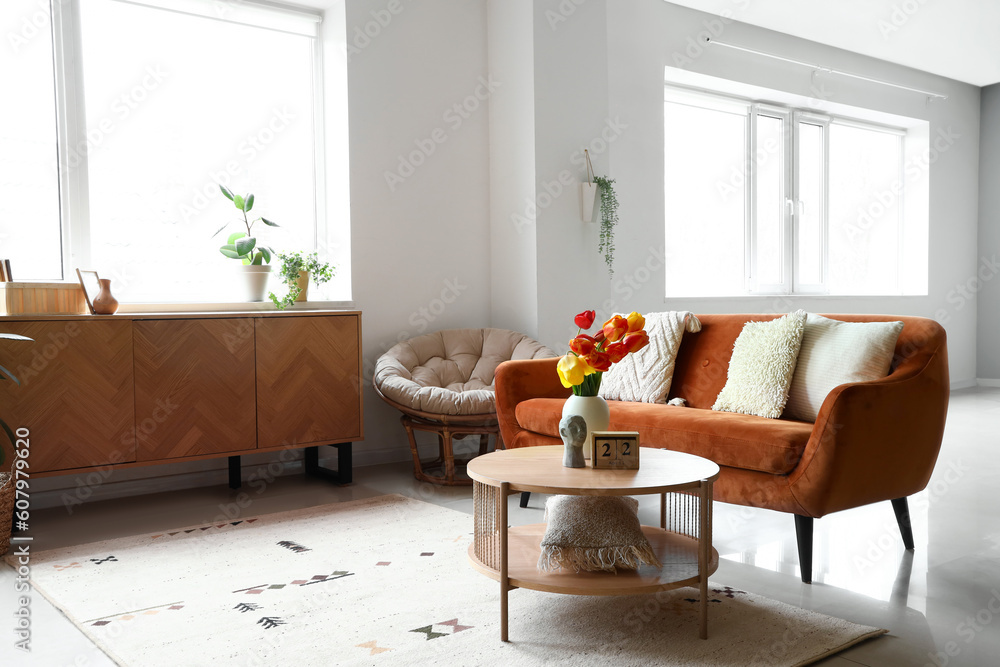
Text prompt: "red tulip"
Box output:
[[602, 315, 629, 343], [574, 310, 596, 330], [604, 342, 628, 364], [584, 349, 612, 372], [593, 329, 606, 344], [622, 330, 649, 354], [569, 334, 596, 356]]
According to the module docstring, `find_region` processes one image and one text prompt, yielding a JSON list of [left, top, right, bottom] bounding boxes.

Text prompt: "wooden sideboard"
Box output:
[[0, 310, 362, 486]]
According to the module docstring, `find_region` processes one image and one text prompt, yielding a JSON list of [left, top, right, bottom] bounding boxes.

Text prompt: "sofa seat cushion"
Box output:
[[515, 399, 812, 474]]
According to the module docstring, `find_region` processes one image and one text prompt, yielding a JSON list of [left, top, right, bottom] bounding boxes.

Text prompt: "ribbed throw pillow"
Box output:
[[784, 314, 903, 422], [537, 496, 661, 573], [712, 310, 807, 419], [599, 311, 702, 404]]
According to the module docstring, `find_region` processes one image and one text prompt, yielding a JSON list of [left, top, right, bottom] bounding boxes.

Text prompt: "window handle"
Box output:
[[785, 199, 796, 215]]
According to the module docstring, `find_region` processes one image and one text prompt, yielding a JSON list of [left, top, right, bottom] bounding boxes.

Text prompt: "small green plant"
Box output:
[[213, 186, 280, 265], [594, 175, 619, 276], [268, 251, 335, 310], [0, 333, 32, 470]]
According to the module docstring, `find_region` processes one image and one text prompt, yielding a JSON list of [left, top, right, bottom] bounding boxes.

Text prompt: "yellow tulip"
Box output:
[[626, 311, 645, 333], [557, 353, 592, 388]]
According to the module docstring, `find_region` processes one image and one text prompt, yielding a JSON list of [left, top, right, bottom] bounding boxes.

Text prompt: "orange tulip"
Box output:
[[602, 315, 628, 343], [622, 330, 649, 354], [568, 334, 596, 356], [604, 341, 628, 364], [626, 311, 645, 333], [584, 349, 612, 372]]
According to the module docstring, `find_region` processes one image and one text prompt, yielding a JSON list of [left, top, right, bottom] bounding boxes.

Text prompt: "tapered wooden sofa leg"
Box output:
[[519, 492, 531, 508], [794, 515, 814, 584], [891, 497, 915, 550]]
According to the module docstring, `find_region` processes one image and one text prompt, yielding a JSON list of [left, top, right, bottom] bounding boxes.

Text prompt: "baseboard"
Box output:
[[976, 378, 1000, 388], [951, 378, 979, 389]]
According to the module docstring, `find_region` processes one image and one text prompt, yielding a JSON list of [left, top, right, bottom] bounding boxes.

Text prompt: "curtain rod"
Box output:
[[703, 37, 947, 101]]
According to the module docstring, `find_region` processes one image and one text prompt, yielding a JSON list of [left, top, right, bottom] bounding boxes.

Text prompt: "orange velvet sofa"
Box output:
[[494, 314, 950, 583]]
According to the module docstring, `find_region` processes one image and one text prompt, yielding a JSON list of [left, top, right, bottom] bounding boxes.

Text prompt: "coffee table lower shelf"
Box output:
[[469, 523, 719, 595]]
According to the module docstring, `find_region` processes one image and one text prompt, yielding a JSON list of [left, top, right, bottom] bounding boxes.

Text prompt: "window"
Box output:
[[0, 0, 347, 303], [665, 86, 922, 297]]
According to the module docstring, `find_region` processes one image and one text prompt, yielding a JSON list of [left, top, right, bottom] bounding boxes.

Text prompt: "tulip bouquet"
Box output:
[[557, 310, 650, 396]]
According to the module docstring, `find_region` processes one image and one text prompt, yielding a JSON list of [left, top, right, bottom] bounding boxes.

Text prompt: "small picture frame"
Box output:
[[76, 269, 101, 315], [591, 431, 641, 470]]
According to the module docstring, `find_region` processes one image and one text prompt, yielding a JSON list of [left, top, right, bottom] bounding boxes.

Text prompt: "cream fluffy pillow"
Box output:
[[712, 310, 807, 419], [785, 314, 903, 422]]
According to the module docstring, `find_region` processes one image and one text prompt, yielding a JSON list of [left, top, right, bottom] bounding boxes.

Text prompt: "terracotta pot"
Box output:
[[561, 394, 610, 460], [295, 271, 310, 302], [92, 279, 119, 315]]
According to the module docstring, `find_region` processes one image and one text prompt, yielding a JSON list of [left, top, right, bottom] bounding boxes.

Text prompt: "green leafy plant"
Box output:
[[594, 175, 619, 276], [268, 251, 335, 310], [0, 333, 32, 470], [213, 186, 280, 265]]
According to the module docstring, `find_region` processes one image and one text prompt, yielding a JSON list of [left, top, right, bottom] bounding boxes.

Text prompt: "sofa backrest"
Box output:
[[668, 313, 948, 411]]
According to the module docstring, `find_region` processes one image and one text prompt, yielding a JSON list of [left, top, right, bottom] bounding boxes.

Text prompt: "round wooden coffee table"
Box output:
[[467, 445, 720, 642]]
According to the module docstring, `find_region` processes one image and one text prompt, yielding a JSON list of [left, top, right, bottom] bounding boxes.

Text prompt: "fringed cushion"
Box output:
[[537, 495, 661, 573]]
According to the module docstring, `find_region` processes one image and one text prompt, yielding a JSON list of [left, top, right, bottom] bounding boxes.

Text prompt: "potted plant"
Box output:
[[581, 150, 620, 276], [213, 186, 280, 301], [268, 251, 335, 310], [0, 332, 32, 556]]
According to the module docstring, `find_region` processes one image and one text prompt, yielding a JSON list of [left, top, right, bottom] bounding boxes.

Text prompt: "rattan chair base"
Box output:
[[0, 473, 14, 555]]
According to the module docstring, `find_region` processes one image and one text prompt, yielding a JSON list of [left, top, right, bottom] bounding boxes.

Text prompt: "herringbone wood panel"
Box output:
[[0, 320, 134, 472], [255, 315, 362, 448], [134, 319, 256, 461]]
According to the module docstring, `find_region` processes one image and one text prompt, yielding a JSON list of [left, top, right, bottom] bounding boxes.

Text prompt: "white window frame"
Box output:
[[665, 84, 909, 298], [44, 0, 334, 305]]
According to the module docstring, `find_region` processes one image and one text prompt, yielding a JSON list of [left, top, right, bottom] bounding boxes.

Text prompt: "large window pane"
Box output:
[[754, 114, 783, 287], [0, 1, 62, 280], [828, 124, 902, 295], [665, 102, 746, 297], [79, 0, 316, 302], [796, 122, 824, 287]]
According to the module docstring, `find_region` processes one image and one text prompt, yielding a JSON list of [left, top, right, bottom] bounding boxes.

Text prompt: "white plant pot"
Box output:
[[561, 394, 610, 460], [581, 182, 599, 222], [239, 264, 272, 302]]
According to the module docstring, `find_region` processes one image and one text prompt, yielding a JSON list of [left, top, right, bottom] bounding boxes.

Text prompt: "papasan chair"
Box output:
[[374, 328, 554, 485]]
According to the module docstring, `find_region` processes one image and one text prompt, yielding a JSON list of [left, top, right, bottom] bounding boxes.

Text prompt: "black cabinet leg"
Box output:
[[228, 456, 241, 489], [305, 443, 353, 485], [794, 515, 813, 584], [519, 492, 530, 508], [891, 497, 915, 550]]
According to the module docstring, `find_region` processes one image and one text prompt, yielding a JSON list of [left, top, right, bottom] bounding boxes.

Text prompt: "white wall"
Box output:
[[347, 0, 493, 465], [977, 83, 1000, 379], [487, 0, 538, 336], [527, 0, 981, 387]]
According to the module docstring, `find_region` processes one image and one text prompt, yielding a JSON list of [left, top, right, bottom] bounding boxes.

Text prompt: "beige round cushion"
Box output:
[[375, 328, 554, 416]]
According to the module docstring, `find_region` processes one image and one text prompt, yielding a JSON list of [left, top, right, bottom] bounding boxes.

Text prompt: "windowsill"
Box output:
[[663, 294, 927, 301], [116, 300, 356, 314]]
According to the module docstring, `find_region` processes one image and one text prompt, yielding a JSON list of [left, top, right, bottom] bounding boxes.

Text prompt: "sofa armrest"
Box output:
[[494, 358, 571, 448], [788, 337, 950, 517]]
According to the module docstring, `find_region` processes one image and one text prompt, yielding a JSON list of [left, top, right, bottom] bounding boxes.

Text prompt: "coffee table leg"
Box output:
[[500, 481, 510, 642], [699, 480, 712, 639], [660, 492, 666, 530]]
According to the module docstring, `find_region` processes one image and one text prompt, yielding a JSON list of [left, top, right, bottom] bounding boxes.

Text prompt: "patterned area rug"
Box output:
[[8, 495, 884, 666]]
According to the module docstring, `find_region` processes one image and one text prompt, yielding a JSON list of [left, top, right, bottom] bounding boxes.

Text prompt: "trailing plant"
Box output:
[[0, 333, 32, 470], [594, 176, 619, 276], [213, 186, 280, 265], [268, 251, 336, 310]]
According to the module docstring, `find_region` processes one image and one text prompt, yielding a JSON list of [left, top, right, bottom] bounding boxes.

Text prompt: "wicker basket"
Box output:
[[0, 472, 13, 555]]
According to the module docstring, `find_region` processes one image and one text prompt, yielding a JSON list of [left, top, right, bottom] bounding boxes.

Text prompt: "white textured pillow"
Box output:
[[785, 314, 903, 422], [713, 311, 807, 419], [599, 311, 701, 403]]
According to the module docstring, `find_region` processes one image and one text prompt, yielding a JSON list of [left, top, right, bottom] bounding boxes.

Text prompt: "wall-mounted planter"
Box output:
[[581, 182, 598, 222]]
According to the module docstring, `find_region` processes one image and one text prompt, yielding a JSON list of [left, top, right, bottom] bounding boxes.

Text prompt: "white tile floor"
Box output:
[[2, 387, 998, 666]]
